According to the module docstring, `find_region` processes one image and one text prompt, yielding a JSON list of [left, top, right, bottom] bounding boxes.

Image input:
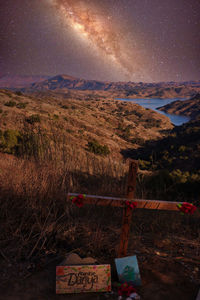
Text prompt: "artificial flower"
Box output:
[[125, 200, 137, 211], [177, 202, 197, 214], [118, 282, 136, 297], [71, 194, 85, 208]]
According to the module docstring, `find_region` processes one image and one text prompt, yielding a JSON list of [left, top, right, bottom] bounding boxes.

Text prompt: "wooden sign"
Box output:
[[56, 264, 111, 294]]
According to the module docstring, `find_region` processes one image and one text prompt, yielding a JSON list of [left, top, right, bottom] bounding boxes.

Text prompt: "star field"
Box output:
[[0, 0, 199, 82]]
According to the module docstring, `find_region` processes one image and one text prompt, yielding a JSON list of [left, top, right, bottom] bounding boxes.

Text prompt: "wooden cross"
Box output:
[[68, 160, 184, 258]]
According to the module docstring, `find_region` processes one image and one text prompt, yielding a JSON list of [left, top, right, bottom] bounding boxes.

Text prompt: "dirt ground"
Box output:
[[0, 249, 199, 300], [0, 210, 199, 300]]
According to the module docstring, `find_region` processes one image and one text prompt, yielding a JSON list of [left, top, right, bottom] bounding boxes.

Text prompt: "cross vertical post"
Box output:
[[118, 160, 138, 257], [68, 160, 194, 257]]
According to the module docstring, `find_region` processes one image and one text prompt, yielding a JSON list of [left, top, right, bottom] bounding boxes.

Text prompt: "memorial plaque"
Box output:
[[115, 255, 142, 286], [56, 264, 111, 294]]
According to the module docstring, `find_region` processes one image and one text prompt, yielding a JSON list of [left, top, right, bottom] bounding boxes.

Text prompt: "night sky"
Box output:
[[1, 0, 200, 82]]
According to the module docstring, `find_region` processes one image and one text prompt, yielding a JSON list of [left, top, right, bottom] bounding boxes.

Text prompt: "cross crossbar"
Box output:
[[67, 193, 183, 211], [67, 160, 186, 257]]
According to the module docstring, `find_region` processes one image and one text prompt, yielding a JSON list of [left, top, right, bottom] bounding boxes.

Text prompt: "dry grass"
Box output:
[[0, 89, 173, 161], [0, 151, 199, 266], [0, 151, 128, 261]]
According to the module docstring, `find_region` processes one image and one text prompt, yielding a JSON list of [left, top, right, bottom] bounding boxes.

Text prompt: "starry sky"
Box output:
[[0, 0, 200, 82]]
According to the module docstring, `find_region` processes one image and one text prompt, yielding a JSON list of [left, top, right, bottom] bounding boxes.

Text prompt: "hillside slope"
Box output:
[[122, 119, 200, 201], [158, 93, 200, 120], [124, 119, 200, 172], [0, 89, 173, 160]]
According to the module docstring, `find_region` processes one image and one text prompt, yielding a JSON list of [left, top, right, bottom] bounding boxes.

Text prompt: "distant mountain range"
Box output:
[[28, 74, 200, 91], [0, 75, 50, 88], [1, 74, 200, 99]]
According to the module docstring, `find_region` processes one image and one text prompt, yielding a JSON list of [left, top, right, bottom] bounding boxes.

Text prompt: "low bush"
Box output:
[[16, 102, 27, 109], [26, 114, 41, 124], [4, 101, 16, 107], [87, 140, 110, 156], [144, 119, 162, 128], [15, 91, 23, 96], [131, 137, 145, 145], [53, 114, 59, 120], [0, 129, 21, 154], [0, 127, 49, 159]]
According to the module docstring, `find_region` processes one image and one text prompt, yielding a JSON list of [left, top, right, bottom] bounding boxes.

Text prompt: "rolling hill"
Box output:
[[158, 93, 200, 120], [0, 89, 173, 160]]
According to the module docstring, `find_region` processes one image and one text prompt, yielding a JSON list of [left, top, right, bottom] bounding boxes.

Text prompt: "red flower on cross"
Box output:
[[177, 202, 197, 214], [125, 200, 137, 211], [71, 194, 85, 208]]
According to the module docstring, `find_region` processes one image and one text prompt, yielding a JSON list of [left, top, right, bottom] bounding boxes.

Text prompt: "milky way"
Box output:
[[48, 0, 139, 78], [1, 0, 200, 81]]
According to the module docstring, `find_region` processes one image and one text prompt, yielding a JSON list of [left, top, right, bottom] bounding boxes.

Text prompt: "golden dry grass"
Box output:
[[0, 152, 199, 262], [0, 89, 173, 161]]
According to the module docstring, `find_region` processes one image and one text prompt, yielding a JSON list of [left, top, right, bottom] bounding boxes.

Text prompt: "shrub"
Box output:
[[144, 119, 162, 128], [131, 137, 145, 145], [17, 131, 49, 159], [139, 159, 151, 170], [26, 114, 41, 124], [117, 123, 124, 131], [0, 128, 48, 158], [87, 140, 110, 156], [15, 91, 23, 96], [133, 111, 142, 118], [4, 101, 16, 107], [169, 169, 190, 184], [53, 114, 59, 120], [66, 129, 73, 133], [16, 102, 27, 109], [0, 129, 21, 154], [178, 145, 186, 152]]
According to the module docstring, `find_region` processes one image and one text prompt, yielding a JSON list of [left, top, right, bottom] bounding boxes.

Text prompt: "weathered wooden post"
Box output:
[[118, 160, 138, 257]]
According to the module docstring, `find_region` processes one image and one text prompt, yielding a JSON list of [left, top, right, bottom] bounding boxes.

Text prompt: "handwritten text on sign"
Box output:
[[56, 265, 111, 294]]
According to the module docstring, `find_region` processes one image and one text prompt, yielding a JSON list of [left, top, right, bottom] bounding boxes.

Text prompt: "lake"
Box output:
[[116, 98, 190, 126]]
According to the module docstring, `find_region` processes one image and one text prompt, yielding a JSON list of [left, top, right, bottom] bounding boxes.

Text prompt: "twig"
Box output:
[[27, 210, 51, 259], [174, 256, 200, 264], [0, 249, 10, 263]]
